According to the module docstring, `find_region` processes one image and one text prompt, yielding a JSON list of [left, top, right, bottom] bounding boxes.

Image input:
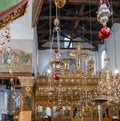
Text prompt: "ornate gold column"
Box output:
[[18, 76, 34, 121]]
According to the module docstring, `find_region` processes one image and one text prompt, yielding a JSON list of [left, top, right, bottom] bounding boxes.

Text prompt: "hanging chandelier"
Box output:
[[94, 58, 120, 104]]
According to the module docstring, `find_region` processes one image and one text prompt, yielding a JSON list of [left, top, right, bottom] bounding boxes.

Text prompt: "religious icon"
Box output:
[[63, 106, 70, 118], [24, 96, 31, 110], [112, 106, 119, 120], [36, 105, 42, 117]]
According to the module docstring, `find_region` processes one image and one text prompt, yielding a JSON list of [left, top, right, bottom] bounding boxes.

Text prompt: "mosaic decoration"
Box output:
[[0, 48, 32, 72]]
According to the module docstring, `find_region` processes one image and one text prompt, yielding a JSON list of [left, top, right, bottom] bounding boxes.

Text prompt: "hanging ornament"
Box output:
[[49, 18, 63, 80], [50, 49, 63, 80], [54, 0, 66, 8], [97, 0, 112, 26], [97, 0, 112, 39], [99, 26, 112, 39], [53, 73, 60, 80], [0, 26, 11, 44], [54, 48, 59, 53], [48, 96, 52, 102], [54, 18, 60, 26]]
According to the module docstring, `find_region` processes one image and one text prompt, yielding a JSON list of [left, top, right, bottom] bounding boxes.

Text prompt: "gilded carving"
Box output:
[[0, 4, 27, 29]]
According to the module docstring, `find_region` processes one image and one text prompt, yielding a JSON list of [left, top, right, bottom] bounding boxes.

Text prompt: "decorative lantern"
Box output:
[[48, 97, 52, 102], [97, 0, 112, 39], [53, 73, 60, 80], [97, 0, 112, 26], [49, 17, 63, 81], [54, 0, 66, 8], [49, 49, 63, 80]]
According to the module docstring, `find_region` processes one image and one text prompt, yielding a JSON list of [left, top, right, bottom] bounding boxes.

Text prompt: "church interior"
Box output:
[[0, 0, 120, 121]]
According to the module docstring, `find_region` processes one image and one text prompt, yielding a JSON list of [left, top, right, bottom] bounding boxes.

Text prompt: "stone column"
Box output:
[[18, 77, 34, 121]]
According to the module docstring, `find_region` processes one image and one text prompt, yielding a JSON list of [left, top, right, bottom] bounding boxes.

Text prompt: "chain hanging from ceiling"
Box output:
[[48, 1, 64, 114]]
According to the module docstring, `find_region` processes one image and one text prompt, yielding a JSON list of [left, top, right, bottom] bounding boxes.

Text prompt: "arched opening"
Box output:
[[101, 50, 107, 69]]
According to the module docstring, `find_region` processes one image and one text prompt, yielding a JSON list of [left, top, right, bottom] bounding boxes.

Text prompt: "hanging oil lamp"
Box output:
[[49, 49, 63, 80], [49, 18, 63, 80], [97, 0, 112, 39]]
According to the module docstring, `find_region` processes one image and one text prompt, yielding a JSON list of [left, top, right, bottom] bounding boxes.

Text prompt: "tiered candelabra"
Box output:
[[96, 70, 120, 104]]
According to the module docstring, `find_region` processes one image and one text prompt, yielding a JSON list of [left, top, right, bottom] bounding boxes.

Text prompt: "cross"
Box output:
[[68, 43, 89, 72]]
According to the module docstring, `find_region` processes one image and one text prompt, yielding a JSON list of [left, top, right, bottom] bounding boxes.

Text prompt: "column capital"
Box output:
[[18, 76, 34, 87]]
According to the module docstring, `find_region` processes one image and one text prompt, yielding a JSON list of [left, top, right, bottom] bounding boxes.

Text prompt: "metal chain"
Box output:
[[49, 0, 52, 57]]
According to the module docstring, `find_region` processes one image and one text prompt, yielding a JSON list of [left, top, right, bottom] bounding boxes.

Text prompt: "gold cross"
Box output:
[[68, 43, 89, 71]]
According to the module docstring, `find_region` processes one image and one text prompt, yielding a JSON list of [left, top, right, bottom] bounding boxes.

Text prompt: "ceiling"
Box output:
[[32, 0, 120, 51]]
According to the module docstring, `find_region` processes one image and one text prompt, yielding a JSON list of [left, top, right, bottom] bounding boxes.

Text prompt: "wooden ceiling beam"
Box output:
[[38, 33, 48, 40], [37, 21, 48, 29], [67, 0, 120, 6], [61, 8, 75, 16], [39, 16, 97, 21], [38, 39, 104, 44], [74, 5, 86, 29], [38, 29, 98, 34], [81, 35, 98, 50], [83, 7, 97, 16], [67, 0, 98, 5], [43, 0, 120, 6], [39, 16, 120, 23], [69, 5, 86, 49], [41, 6, 49, 13]]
